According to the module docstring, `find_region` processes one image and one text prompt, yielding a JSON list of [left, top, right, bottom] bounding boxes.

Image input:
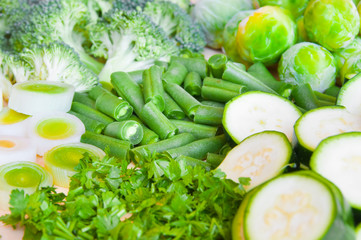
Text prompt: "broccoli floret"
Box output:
[[9, 0, 104, 74], [21, 43, 98, 92], [166, 0, 191, 12], [81, 0, 113, 25], [89, 10, 179, 83], [113, 0, 206, 52]]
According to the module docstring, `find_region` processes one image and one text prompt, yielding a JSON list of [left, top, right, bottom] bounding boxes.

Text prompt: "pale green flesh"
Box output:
[[4, 167, 41, 188], [19, 83, 67, 94], [36, 118, 75, 140], [47, 146, 97, 170], [0, 108, 29, 125]]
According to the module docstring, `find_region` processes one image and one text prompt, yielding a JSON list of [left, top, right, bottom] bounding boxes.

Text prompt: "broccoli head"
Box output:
[[21, 43, 98, 92], [89, 10, 179, 83]]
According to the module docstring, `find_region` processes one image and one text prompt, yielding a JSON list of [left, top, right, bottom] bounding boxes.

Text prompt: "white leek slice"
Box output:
[[0, 136, 36, 165], [8, 81, 75, 115], [44, 143, 105, 187], [218, 131, 292, 191], [0, 107, 30, 136], [0, 161, 52, 210], [27, 112, 85, 156]]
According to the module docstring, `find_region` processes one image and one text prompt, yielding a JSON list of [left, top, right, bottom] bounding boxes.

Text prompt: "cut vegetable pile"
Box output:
[[2, 0, 361, 239]]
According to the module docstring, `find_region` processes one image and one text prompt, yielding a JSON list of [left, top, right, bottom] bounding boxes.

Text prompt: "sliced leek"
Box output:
[[44, 143, 105, 187], [27, 112, 85, 156], [0, 161, 52, 210], [8, 81, 75, 115], [0, 136, 37, 164], [0, 107, 30, 136]]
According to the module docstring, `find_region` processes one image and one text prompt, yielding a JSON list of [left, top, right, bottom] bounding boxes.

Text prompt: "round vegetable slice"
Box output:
[[0, 107, 30, 136], [223, 91, 301, 145], [0, 136, 37, 165], [27, 112, 85, 156], [356, 223, 361, 240], [8, 81, 75, 115], [44, 143, 105, 187], [0, 161, 53, 210], [218, 131, 292, 190], [295, 106, 361, 151], [311, 132, 361, 209], [337, 73, 361, 116], [233, 171, 355, 240]]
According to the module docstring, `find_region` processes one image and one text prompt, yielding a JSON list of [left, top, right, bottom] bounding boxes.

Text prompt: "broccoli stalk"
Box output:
[[89, 10, 179, 83]]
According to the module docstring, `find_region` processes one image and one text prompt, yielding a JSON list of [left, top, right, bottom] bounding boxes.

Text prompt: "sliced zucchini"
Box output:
[[295, 106, 361, 151], [337, 73, 361, 116], [218, 131, 292, 190], [311, 132, 361, 209], [356, 223, 361, 240], [223, 91, 301, 146], [233, 171, 355, 240]]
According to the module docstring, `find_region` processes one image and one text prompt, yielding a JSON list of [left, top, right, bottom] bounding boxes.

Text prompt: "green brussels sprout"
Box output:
[[333, 37, 361, 77], [296, 16, 309, 43], [304, 0, 360, 51], [236, 6, 297, 65], [278, 42, 337, 92], [191, 0, 253, 49], [340, 54, 361, 83], [258, 0, 309, 18], [222, 10, 255, 62]]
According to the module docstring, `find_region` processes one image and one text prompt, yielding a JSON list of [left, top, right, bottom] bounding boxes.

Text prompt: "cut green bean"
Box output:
[[219, 143, 232, 155], [111, 72, 145, 114], [205, 153, 224, 169], [71, 102, 114, 125], [208, 54, 228, 79], [162, 61, 188, 85], [130, 133, 195, 163], [193, 105, 224, 126], [73, 92, 96, 108], [68, 111, 105, 134], [184, 72, 202, 96], [324, 85, 340, 98], [170, 56, 208, 79], [103, 120, 143, 145], [175, 155, 211, 171], [201, 101, 225, 108], [165, 134, 226, 159], [222, 61, 278, 94], [317, 99, 335, 107], [164, 81, 201, 119], [88, 85, 113, 100], [154, 60, 169, 69], [203, 77, 246, 92], [81, 131, 131, 160], [201, 86, 239, 103], [314, 91, 337, 104], [142, 65, 165, 111], [129, 115, 159, 145], [291, 84, 320, 110], [95, 92, 133, 121], [128, 70, 144, 84], [139, 101, 178, 139], [163, 92, 185, 120], [170, 119, 218, 139]]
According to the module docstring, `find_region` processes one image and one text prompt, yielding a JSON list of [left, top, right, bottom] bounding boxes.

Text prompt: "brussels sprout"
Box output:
[[340, 54, 361, 83], [278, 42, 337, 92], [333, 37, 361, 77], [304, 0, 360, 51], [258, 0, 309, 18], [191, 0, 253, 49], [296, 16, 308, 43], [222, 10, 255, 62], [236, 6, 297, 65]]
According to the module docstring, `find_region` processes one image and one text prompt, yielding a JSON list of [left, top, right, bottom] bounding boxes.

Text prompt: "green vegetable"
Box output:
[[184, 72, 202, 96], [258, 0, 309, 18], [165, 134, 226, 159], [95, 92, 133, 121], [337, 73, 361, 116], [278, 42, 336, 92], [142, 65, 165, 111], [201, 86, 239, 102], [170, 119, 218, 139], [291, 83, 321, 110], [130, 133, 196, 162], [304, 0, 360, 51], [73, 92, 96, 109], [205, 153, 224, 169], [170, 56, 208, 79], [71, 102, 114, 125], [191, 0, 253, 49], [68, 111, 106, 134], [163, 92, 186, 120], [88, 85, 113, 101], [174, 155, 211, 171], [236, 6, 297, 65], [162, 61, 188, 85], [127, 70, 145, 84], [104, 120, 144, 145], [201, 100, 225, 108], [193, 105, 224, 126], [333, 37, 361, 76], [208, 54, 228, 78], [325, 85, 340, 98], [296, 16, 308, 43], [80, 131, 131, 159], [129, 115, 159, 145], [340, 54, 361, 84]]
